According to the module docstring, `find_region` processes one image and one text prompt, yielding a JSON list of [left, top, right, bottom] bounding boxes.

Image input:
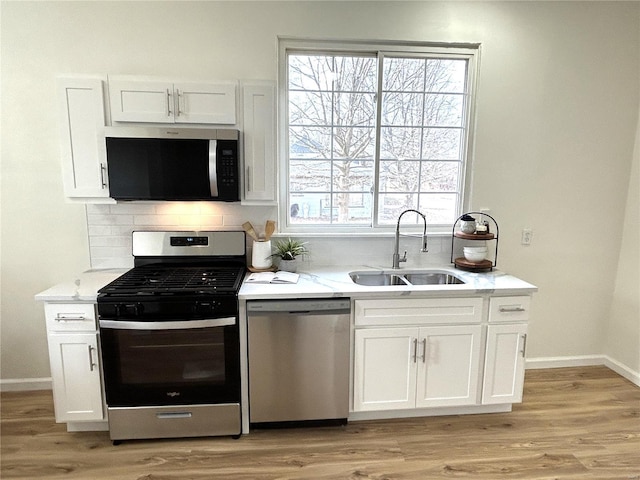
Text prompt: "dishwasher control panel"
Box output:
[[246, 298, 351, 314]]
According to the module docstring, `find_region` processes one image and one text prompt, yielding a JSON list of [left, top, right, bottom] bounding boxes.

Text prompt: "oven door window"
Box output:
[[101, 325, 240, 407]]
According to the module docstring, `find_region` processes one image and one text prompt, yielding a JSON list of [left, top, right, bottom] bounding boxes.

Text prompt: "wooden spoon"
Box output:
[[242, 221, 259, 241], [264, 220, 276, 240]]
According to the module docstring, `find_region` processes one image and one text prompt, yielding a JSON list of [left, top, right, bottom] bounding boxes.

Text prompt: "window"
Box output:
[[280, 40, 478, 231]]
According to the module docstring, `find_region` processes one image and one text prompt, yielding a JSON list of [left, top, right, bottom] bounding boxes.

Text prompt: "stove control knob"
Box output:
[[195, 301, 215, 315], [117, 303, 143, 317]]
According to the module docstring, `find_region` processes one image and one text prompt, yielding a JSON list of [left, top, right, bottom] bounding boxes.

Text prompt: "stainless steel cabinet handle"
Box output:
[[412, 338, 418, 363], [246, 166, 251, 192], [100, 163, 108, 188], [88, 345, 97, 371], [520, 334, 528, 357], [55, 314, 87, 322], [420, 338, 427, 363], [176, 88, 183, 116], [166, 89, 172, 116], [499, 306, 526, 313]]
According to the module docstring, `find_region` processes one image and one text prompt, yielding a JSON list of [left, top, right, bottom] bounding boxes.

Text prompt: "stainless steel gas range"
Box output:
[[97, 231, 246, 443]]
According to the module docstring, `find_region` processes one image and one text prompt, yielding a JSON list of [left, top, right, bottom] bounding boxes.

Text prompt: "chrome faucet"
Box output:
[[392, 209, 428, 269]]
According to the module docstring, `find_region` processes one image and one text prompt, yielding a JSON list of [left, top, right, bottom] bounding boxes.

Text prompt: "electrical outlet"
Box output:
[[521, 228, 533, 245]]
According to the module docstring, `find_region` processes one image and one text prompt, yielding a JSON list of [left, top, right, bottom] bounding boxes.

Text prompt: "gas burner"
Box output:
[[99, 264, 245, 296]]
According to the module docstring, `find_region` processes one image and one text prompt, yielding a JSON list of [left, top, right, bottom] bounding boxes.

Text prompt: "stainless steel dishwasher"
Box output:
[[247, 298, 351, 425]]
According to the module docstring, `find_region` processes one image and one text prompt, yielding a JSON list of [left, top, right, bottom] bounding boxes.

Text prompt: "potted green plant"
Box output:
[[271, 238, 308, 272]]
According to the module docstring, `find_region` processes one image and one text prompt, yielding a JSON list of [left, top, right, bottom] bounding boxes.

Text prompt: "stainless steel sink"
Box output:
[[349, 270, 465, 287], [403, 272, 465, 285], [348, 272, 410, 286]]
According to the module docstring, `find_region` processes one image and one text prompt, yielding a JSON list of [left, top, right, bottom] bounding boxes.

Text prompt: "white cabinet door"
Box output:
[[353, 327, 418, 411], [482, 323, 528, 404], [175, 82, 236, 124], [109, 79, 236, 124], [109, 79, 174, 123], [415, 325, 482, 408], [47, 332, 104, 422], [57, 77, 110, 199], [241, 82, 276, 204]]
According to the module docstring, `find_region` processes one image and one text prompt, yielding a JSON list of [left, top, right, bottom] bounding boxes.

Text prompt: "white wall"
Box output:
[[1, 1, 639, 385], [605, 103, 640, 382]]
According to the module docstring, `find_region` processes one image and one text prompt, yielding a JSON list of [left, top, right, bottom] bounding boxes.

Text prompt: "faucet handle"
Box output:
[[400, 251, 407, 263]]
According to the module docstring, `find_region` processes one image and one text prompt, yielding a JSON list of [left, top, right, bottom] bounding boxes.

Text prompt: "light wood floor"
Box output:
[[1, 366, 639, 479]]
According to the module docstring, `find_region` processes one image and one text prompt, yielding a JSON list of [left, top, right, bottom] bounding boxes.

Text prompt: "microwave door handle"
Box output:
[[99, 317, 236, 330], [209, 139, 218, 198]]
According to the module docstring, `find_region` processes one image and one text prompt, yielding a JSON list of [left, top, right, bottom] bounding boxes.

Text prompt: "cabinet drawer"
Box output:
[[355, 297, 483, 327], [45, 303, 97, 332], [488, 296, 531, 323]]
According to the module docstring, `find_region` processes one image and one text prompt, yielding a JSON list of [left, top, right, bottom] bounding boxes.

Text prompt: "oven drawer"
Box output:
[[45, 303, 97, 332], [107, 403, 240, 440]]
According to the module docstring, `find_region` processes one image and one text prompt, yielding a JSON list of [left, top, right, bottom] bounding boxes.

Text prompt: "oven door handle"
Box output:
[[98, 317, 236, 330]]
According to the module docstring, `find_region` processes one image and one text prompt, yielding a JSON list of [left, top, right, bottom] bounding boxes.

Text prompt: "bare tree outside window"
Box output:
[[286, 48, 472, 228]]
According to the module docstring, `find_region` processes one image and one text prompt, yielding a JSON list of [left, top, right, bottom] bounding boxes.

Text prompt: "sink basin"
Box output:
[[349, 270, 465, 287], [348, 272, 409, 286], [403, 272, 465, 285]]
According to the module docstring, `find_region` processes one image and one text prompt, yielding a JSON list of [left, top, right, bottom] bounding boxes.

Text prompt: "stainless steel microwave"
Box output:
[[104, 127, 239, 201]]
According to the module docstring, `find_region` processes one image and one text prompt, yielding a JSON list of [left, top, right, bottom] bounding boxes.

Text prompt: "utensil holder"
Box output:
[[252, 240, 272, 269]]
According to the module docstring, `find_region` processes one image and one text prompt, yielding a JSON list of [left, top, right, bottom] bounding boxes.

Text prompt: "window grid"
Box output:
[[283, 44, 477, 231]]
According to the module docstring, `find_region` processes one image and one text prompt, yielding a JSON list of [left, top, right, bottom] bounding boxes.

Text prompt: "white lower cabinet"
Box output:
[[354, 324, 482, 411], [47, 332, 104, 422], [352, 295, 532, 417], [482, 323, 528, 404], [44, 303, 105, 423], [352, 297, 484, 413], [416, 325, 483, 408], [354, 327, 417, 411], [482, 295, 531, 405]]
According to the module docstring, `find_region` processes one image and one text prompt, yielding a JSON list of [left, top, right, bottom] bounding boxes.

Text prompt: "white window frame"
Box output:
[[277, 38, 480, 235]]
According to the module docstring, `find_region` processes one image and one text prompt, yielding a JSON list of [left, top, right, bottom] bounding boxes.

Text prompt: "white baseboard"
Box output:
[[604, 356, 640, 387], [526, 354, 606, 370], [527, 355, 640, 387], [0, 377, 52, 392]]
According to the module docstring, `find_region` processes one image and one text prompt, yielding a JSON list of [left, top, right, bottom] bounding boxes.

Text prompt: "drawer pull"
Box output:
[[156, 412, 192, 420], [499, 306, 526, 313], [55, 314, 87, 322]]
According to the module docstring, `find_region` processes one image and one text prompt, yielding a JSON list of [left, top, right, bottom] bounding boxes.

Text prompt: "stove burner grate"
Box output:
[[99, 265, 245, 295]]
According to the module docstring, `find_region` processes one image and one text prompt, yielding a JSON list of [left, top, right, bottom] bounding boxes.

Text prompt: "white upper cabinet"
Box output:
[[108, 77, 237, 124], [57, 77, 111, 200], [241, 82, 276, 204]]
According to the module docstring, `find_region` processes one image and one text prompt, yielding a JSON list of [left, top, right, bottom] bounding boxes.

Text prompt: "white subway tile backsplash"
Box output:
[[86, 203, 454, 269], [89, 235, 131, 247], [134, 215, 182, 227], [87, 214, 134, 226]]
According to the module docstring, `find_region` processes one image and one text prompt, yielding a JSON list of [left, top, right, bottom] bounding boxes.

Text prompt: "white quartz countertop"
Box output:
[[34, 268, 128, 302], [34, 265, 537, 303], [239, 265, 537, 300]]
